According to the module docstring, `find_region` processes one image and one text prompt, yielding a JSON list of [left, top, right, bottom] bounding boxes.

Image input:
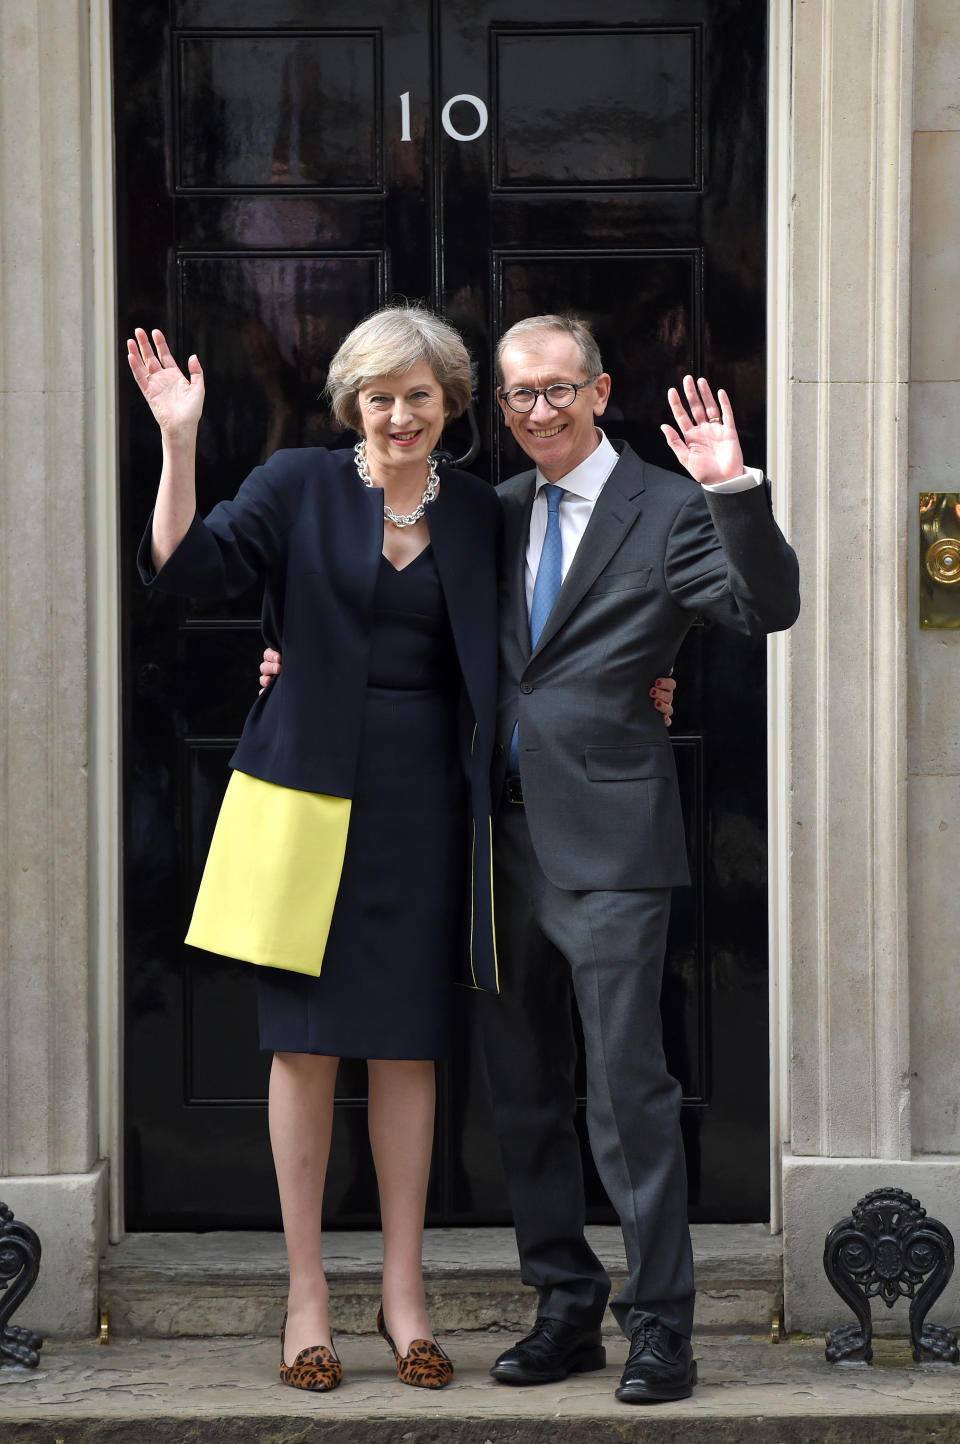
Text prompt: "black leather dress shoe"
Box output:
[[490, 1317, 606, 1385], [615, 1319, 697, 1403]]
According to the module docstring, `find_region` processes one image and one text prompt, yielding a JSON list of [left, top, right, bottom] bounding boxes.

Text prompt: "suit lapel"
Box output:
[[530, 444, 647, 659], [500, 472, 537, 658], [328, 447, 385, 617], [427, 471, 491, 729]]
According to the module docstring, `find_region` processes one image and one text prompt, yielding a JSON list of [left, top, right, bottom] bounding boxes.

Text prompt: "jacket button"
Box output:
[[520, 682, 533, 694]]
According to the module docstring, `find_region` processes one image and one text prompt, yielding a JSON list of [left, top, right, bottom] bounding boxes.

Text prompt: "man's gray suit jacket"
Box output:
[[495, 438, 801, 893]]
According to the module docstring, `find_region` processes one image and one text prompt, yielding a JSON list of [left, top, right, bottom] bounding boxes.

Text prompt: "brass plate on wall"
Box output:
[[920, 493, 960, 628]]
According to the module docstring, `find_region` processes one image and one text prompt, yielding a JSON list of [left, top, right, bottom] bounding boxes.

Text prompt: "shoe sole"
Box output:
[[614, 1359, 697, 1404], [491, 1345, 607, 1385]]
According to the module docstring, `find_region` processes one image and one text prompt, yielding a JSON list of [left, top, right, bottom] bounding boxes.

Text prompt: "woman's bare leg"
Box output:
[[269, 1050, 340, 1363], [367, 1058, 437, 1354]]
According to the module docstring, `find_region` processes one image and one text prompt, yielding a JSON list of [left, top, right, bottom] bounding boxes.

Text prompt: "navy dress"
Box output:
[[257, 544, 467, 1060]]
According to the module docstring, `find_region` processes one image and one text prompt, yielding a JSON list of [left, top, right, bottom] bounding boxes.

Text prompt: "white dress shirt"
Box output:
[[524, 429, 763, 612]]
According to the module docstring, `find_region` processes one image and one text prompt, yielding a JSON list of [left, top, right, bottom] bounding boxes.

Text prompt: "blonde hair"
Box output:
[[495, 314, 603, 385], [327, 304, 474, 432]]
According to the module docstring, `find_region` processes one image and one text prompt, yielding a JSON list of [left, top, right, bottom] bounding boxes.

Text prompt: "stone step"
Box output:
[[1, 1332, 956, 1443], [100, 1224, 781, 1339]]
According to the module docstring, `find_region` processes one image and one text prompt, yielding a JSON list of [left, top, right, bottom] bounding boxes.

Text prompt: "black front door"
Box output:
[[118, 0, 770, 1229]]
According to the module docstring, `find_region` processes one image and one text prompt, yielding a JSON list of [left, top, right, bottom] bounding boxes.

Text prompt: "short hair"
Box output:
[[495, 314, 604, 385], [326, 304, 474, 432]]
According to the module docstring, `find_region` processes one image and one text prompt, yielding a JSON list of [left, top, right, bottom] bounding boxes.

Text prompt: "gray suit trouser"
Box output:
[[477, 801, 695, 1340]]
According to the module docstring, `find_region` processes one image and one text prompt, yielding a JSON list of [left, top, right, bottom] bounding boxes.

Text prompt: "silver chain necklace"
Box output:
[[354, 440, 440, 529]]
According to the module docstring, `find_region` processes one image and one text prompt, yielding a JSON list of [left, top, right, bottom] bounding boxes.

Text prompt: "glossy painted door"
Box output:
[[117, 0, 769, 1228], [435, 0, 771, 1225]]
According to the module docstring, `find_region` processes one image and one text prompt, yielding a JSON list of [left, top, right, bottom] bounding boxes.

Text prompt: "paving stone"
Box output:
[[1, 1333, 959, 1443]]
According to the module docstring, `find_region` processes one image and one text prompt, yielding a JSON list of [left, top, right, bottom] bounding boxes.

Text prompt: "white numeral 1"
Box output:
[[400, 91, 411, 142]]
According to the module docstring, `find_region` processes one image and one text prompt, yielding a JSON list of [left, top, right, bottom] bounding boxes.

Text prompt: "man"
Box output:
[[478, 315, 799, 1404]]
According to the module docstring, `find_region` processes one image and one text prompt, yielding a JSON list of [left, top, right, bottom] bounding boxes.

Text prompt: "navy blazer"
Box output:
[[138, 446, 501, 991]]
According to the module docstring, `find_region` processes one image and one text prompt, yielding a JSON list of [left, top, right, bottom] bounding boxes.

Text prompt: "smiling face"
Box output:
[[356, 361, 447, 479], [497, 332, 610, 481]]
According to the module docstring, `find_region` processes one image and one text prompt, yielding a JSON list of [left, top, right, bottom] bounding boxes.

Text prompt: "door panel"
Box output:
[[175, 32, 383, 191], [491, 28, 700, 189], [118, 0, 769, 1229], [436, 0, 768, 1221], [119, 0, 435, 1229], [179, 251, 385, 482]]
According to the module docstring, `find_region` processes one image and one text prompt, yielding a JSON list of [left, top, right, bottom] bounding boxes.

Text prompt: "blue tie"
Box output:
[[529, 484, 565, 648], [509, 484, 565, 771]]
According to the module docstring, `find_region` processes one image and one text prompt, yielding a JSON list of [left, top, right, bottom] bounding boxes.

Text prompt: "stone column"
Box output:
[[0, 0, 113, 1336], [780, 0, 960, 1329]]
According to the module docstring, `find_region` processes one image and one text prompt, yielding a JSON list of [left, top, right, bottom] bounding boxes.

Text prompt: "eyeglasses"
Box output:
[[498, 377, 599, 414]]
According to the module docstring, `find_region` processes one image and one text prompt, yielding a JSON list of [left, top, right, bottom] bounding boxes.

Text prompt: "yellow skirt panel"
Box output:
[[185, 770, 351, 977]]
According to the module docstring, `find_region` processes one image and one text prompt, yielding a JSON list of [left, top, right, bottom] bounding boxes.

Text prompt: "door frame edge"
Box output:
[[90, 0, 124, 1243], [766, 0, 793, 1238]]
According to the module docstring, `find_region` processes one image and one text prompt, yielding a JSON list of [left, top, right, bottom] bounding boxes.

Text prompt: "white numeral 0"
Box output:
[[441, 93, 488, 142]]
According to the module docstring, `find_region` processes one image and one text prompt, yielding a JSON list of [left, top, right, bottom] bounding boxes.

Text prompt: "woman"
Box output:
[[130, 305, 500, 1392]]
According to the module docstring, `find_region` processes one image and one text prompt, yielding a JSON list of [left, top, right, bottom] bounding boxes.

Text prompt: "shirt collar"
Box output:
[[534, 429, 619, 501]]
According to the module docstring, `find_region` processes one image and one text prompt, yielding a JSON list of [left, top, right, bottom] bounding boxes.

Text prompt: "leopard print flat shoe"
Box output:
[[279, 1311, 343, 1392], [377, 1305, 454, 1389]]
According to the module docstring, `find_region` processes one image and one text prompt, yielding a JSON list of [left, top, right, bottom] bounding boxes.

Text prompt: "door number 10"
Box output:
[[399, 91, 489, 143]]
